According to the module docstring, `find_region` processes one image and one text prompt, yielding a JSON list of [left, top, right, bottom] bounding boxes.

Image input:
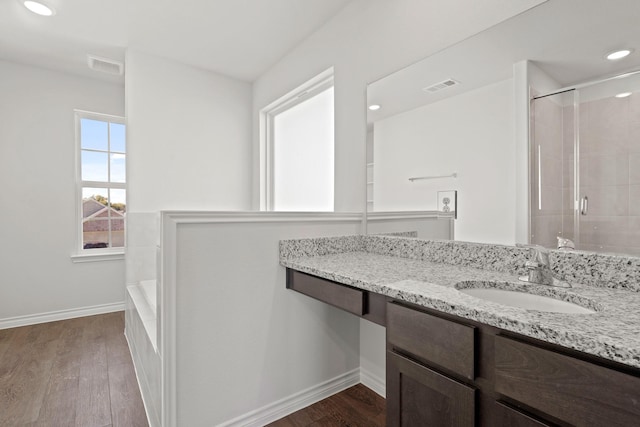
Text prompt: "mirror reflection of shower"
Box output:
[[530, 70, 640, 256]]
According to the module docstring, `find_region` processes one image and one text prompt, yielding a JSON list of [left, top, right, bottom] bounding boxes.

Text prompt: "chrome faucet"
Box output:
[[517, 244, 571, 288]]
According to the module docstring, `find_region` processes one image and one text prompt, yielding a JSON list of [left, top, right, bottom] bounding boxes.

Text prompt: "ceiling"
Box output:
[[0, 0, 352, 83], [368, 0, 640, 124]]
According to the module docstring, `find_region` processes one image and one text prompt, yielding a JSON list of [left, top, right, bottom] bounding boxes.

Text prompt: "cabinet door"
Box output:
[[387, 351, 475, 427]]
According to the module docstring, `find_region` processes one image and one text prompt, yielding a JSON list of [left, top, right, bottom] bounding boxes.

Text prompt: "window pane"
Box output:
[[109, 188, 125, 247], [82, 187, 110, 249], [81, 150, 109, 182], [82, 188, 109, 216], [81, 119, 108, 150], [110, 218, 125, 247], [110, 189, 126, 212], [273, 86, 334, 211], [82, 188, 126, 249], [78, 114, 126, 252], [83, 218, 110, 249], [111, 153, 126, 183], [110, 122, 126, 152]]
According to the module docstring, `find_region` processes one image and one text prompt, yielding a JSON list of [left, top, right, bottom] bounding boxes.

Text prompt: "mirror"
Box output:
[[529, 71, 640, 256], [366, 0, 640, 256]]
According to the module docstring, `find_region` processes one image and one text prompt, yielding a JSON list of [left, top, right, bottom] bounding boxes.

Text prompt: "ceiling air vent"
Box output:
[[87, 55, 124, 76], [423, 78, 459, 93]]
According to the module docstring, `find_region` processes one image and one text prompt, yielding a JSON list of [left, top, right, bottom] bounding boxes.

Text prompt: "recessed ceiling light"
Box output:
[[606, 49, 632, 60], [615, 92, 632, 98], [23, 0, 55, 16], [368, 104, 381, 111]]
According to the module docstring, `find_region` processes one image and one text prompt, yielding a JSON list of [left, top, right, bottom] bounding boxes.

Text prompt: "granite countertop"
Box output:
[[280, 237, 640, 369]]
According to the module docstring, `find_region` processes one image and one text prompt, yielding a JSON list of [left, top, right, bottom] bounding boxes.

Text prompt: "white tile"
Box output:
[[126, 212, 160, 247], [125, 245, 157, 284]]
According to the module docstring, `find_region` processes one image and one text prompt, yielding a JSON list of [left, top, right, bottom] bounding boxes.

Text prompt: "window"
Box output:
[[261, 69, 334, 211], [75, 111, 126, 253]]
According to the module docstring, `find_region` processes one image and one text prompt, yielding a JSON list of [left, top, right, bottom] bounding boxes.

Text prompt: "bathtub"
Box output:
[[127, 279, 157, 350]]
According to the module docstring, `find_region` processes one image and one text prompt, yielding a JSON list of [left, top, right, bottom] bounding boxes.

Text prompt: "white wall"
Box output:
[[249, 1, 545, 408], [252, 0, 546, 212], [125, 50, 253, 213], [359, 319, 386, 396], [156, 212, 453, 426], [527, 61, 563, 96], [366, 214, 453, 240], [124, 50, 254, 320], [0, 59, 125, 323], [374, 79, 517, 245], [164, 214, 364, 426]]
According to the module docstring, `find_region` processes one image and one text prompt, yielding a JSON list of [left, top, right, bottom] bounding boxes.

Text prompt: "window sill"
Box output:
[[71, 251, 125, 263]]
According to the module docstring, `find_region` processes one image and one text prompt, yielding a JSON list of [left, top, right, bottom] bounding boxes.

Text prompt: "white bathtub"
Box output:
[[127, 280, 157, 350]]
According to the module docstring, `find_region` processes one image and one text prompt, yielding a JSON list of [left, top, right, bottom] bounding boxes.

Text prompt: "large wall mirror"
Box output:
[[366, 0, 640, 256]]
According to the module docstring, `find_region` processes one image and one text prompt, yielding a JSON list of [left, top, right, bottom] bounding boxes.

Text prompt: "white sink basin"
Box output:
[[458, 287, 596, 314]]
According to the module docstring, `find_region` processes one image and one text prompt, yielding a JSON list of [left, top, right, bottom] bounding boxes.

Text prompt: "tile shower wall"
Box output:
[[126, 212, 160, 287], [577, 93, 640, 256]]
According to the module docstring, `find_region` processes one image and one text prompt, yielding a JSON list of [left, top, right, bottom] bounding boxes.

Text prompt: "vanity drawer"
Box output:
[[494, 401, 552, 427], [286, 270, 364, 316], [495, 335, 640, 426], [387, 302, 476, 379]]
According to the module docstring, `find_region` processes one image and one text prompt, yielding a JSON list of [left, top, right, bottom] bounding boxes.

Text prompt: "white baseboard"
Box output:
[[360, 367, 386, 398], [217, 368, 361, 427], [0, 301, 124, 330]]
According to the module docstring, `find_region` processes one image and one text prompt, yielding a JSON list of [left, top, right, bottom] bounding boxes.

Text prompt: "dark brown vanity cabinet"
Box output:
[[386, 301, 477, 427], [286, 269, 365, 316], [286, 269, 387, 326], [285, 269, 640, 426], [493, 401, 552, 427], [386, 299, 640, 427], [495, 335, 640, 426], [387, 302, 476, 379]]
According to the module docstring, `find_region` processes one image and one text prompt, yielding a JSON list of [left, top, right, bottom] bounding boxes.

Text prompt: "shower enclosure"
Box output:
[[530, 71, 640, 256]]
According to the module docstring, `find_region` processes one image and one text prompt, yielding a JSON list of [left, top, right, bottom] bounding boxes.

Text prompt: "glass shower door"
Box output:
[[531, 71, 640, 256], [530, 90, 576, 249], [576, 75, 640, 255]]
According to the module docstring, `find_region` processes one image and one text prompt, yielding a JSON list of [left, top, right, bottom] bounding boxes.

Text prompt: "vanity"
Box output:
[[281, 235, 640, 426]]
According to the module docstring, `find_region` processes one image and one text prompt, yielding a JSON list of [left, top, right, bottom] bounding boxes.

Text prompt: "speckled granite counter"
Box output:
[[280, 235, 640, 369]]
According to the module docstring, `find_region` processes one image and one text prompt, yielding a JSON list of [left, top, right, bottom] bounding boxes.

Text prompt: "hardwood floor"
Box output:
[[267, 384, 386, 427], [0, 313, 383, 426], [0, 312, 148, 427]]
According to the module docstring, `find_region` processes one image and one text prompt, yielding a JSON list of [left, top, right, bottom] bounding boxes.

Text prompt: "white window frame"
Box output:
[[72, 110, 126, 262], [259, 68, 334, 211]]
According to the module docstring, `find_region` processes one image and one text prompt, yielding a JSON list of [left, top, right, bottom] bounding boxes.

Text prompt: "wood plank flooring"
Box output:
[[0, 312, 148, 427], [267, 384, 386, 427]]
